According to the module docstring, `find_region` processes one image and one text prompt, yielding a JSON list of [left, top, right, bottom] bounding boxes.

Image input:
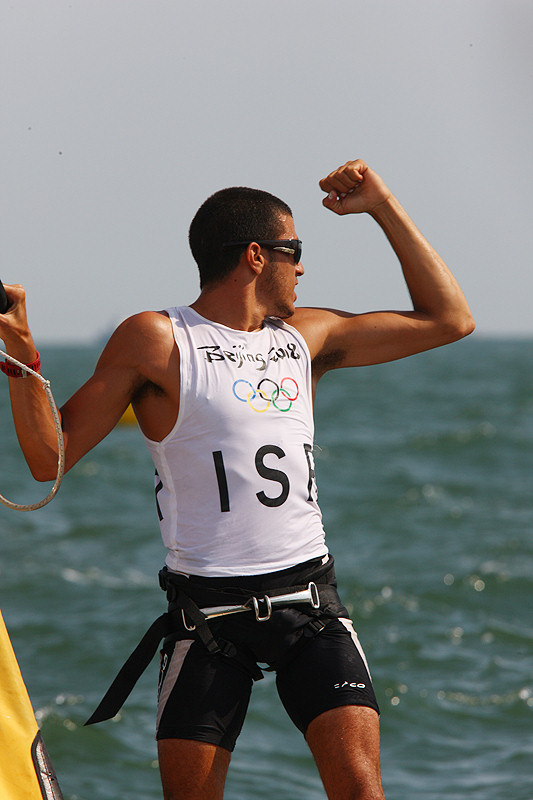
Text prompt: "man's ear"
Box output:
[[246, 242, 268, 275]]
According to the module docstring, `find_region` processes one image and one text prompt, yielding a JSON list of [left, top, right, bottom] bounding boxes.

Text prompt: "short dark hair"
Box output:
[[188, 186, 293, 288]]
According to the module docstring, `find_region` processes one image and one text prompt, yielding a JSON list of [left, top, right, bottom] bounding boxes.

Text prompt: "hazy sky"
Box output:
[[2, 0, 532, 343]]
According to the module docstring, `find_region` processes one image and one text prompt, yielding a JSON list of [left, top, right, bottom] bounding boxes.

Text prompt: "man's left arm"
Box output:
[[292, 160, 475, 372]]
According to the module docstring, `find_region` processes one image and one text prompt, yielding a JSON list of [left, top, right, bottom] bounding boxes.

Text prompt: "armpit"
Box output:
[[312, 347, 347, 375], [131, 379, 166, 403]]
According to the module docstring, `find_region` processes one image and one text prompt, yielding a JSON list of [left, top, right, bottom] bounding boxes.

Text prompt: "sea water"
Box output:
[[0, 336, 532, 800]]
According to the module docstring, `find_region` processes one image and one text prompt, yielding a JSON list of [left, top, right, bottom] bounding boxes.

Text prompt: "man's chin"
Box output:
[[274, 304, 295, 319]]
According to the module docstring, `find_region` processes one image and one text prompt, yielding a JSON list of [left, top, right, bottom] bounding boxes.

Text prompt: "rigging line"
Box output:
[[0, 349, 65, 511]]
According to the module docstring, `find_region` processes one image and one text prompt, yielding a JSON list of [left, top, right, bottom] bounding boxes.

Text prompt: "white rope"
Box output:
[[0, 348, 65, 511]]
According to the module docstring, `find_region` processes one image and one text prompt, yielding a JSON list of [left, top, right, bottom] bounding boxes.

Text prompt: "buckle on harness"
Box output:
[[251, 594, 272, 622]]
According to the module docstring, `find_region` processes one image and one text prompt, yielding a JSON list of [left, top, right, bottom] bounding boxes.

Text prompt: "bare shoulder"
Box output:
[[96, 310, 177, 383], [286, 306, 355, 361], [111, 309, 172, 343], [289, 306, 354, 327]]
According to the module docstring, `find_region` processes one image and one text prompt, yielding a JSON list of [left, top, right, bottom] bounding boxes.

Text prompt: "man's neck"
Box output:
[[190, 289, 268, 332]]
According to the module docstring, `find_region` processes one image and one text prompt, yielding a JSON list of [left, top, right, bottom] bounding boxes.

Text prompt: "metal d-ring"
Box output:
[[252, 594, 272, 622]]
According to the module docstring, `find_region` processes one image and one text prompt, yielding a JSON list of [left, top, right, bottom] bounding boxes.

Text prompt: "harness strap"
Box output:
[[158, 558, 336, 608], [85, 611, 170, 726]]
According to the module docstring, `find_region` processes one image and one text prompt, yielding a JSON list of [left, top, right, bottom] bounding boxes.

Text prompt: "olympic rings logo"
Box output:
[[232, 377, 299, 413]]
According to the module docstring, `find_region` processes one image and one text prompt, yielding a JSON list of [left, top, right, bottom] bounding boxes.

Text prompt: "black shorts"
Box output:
[[156, 558, 379, 752]]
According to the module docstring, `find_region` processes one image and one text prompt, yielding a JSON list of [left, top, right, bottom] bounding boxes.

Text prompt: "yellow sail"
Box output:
[[0, 610, 63, 799], [118, 404, 137, 426]]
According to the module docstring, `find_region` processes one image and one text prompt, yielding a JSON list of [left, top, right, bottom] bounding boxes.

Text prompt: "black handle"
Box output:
[[0, 279, 9, 314]]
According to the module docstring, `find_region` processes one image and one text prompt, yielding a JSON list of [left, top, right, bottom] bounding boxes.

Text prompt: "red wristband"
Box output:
[[0, 351, 41, 378]]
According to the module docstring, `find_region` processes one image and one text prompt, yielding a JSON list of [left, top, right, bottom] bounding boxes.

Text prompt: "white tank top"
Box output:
[[143, 306, 328, 576]]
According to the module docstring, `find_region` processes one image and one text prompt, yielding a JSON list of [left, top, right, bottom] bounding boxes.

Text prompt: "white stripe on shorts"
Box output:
[[338, 618, 373, 679], [156, 639, 194, 733]]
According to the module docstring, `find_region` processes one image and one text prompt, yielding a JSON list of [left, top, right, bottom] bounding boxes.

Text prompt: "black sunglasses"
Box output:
[[222, 239, 302, 265]]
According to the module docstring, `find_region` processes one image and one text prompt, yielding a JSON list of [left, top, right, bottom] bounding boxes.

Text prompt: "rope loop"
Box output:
[[0, 348, 65, 511]]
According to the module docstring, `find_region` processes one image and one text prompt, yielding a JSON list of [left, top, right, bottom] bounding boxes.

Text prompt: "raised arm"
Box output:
[[0, 284, 178, 481], [292, 159, 475, 375]]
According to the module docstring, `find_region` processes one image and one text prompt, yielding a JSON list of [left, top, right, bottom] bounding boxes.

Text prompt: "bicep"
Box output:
[[330, 309, 470, 370], [294, 307, 461, 376]]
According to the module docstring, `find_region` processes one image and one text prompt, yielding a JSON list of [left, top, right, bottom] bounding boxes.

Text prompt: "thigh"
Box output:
[[306, 705, 384, 800], [158, 738, 231, 800], [157, 638, 253, 752], [275, 618, 379, 734]]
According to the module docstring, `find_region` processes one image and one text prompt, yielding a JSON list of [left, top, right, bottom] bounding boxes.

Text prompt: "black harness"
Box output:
[[85, 556, 344, 726]]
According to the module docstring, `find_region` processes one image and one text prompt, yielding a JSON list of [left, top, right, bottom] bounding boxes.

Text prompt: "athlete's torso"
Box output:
[[143, 306, 327, 576]]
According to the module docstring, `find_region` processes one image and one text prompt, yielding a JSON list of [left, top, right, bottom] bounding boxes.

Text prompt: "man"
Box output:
[[0, 159, 474, 799]]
